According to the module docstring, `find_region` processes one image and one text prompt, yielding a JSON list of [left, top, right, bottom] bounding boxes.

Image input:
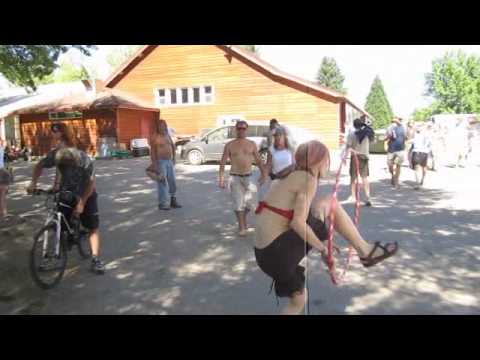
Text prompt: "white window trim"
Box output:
[[154, 85, 215, 108], [154, 88, 167, 106]]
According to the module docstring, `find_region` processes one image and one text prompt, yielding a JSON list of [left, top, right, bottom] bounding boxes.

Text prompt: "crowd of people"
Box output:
[[217, 118, 398, 314], [2, 112, 478, 315]]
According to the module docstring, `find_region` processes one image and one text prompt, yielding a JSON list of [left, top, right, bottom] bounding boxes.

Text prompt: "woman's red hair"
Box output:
[[294, 140, 330, 176]]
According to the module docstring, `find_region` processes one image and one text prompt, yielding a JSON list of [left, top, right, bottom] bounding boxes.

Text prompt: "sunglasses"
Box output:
[[236, 127, 247, 131]]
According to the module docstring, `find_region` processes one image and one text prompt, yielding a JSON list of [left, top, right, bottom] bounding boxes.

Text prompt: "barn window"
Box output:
[[203, 86, 213, 103], [193, 87, 200, 103], [157, 89, 166, 105], [170, 89, 177, 104], [181, 88, 189, 104], [155, 85, 214, 107]]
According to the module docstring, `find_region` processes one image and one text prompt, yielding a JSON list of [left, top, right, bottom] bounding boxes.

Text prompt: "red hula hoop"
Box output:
[[326, 148, 361, 285]]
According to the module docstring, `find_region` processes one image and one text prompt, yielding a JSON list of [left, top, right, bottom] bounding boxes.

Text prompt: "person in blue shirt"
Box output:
[[386, 117, 406, 189]]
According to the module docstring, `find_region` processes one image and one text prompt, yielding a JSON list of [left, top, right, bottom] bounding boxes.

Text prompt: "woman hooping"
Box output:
[[254, 140, 398, 315]]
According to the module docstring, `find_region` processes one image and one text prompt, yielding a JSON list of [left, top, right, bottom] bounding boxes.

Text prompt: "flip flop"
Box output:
[[359, 241, 398, 268]]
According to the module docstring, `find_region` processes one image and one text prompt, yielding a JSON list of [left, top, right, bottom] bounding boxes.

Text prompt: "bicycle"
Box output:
[[29, 189, 92, 290]]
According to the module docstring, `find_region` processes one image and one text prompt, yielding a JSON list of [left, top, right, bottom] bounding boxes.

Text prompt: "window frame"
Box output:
[[154, 85, 215, 108], [155, 88, 167, 106]]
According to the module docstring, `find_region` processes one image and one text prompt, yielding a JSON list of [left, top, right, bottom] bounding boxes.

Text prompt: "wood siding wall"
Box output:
[[20, 110, 117, 156], [116, 109, 156, 147], [111, 45, 341, 149]]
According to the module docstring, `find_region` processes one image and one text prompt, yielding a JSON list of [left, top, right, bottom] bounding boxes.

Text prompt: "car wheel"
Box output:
[[187, 149, 204, 165]]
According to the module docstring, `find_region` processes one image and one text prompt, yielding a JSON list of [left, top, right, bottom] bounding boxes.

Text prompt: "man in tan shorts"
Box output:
[[219, 120, 267, 236], [386, 117, 406, 188]]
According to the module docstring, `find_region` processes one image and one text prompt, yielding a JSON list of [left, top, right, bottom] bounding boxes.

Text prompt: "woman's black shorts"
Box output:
[[412, 152, 428, 167], [254, 213, 328, 298]]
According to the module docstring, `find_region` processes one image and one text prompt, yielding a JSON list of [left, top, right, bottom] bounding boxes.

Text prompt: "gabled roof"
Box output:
[[0, 82, 87, 118], [0, 81, 159, 117], [104, 45, 370, 117]]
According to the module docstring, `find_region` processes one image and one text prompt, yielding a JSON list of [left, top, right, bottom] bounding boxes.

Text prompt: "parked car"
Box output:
[[130, 138, 150, 157], [181, 121, 319, 165]]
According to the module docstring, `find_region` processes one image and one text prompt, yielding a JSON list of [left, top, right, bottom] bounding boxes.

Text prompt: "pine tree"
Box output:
[[364, 76, 394, 129], [316, 57, 346, 93]]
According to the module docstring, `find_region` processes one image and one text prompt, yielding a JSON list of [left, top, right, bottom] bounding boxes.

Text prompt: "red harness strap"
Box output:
[[255, 201, 294, 221]]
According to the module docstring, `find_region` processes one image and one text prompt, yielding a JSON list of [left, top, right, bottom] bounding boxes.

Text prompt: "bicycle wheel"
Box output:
[[77, 231, 92, 259], [30, 223, 67, 290]]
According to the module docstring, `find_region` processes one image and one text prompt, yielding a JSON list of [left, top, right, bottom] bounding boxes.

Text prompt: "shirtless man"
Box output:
[[150, 118, 182, 210], [219, 120, 267, 236]]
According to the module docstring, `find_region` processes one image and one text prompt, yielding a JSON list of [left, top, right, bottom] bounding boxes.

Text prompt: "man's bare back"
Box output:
[[226, 138, 257, 174]]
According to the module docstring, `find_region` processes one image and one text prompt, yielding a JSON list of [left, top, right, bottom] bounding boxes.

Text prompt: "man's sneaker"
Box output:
[[170, 196, 182, 209], [91, 257, 106, 274], [365, 200, 372, 207], [158, 204, 171, 211]]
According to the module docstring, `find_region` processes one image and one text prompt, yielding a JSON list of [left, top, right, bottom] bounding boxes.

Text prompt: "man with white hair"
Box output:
[[28, 143, 106, 274]]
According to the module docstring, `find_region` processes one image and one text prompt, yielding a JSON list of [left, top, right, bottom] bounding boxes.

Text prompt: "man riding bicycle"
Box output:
[[27, 123, 105, 274]]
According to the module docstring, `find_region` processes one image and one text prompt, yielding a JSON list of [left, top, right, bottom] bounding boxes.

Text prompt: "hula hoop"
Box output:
[[325, 148, 362, 285]]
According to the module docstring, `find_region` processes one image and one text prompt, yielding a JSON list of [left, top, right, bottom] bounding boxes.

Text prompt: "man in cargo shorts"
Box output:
[[219, 121, 267, 237], [347, 118, 374, 206], [386, 117, 407, 189]]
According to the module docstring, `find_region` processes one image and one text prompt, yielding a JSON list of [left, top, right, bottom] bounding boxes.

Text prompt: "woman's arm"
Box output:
[[275, 164, 295, 179], [266, 152, 273, 175], [290, 180, 326, 252]]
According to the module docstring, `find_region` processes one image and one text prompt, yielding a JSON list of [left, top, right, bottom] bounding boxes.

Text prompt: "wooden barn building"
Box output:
[[105, 45, 369, 149], [3, 81, 159, 156]]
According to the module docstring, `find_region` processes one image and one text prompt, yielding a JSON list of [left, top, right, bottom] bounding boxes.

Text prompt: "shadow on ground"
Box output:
[[2, 157, 479, 314]]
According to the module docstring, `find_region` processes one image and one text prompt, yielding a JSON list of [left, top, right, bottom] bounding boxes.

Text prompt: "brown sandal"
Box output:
[[360, 241, 398, 268]]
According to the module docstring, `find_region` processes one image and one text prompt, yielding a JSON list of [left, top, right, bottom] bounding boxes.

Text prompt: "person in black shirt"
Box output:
[[27, 123, 105, 274]]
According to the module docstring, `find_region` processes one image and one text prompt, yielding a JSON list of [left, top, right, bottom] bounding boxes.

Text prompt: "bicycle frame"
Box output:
[[40, 192, 75, 259]]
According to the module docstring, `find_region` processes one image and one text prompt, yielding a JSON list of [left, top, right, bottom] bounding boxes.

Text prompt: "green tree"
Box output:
[[316, 57, 346, 93], [425, 50, 480, 113], [411, 103, 439, 122], [36, 59, 90, 85], [106, 45, 143, 70], [240, 45, 260, 55], [0, 45, 95, 91], [364, 75, 394, 129]]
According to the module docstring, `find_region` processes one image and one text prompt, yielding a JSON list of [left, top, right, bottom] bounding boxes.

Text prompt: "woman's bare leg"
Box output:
[[362, 176, 370, 201], [312, 197, 378, 258], [283, 289, 307, 315]]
